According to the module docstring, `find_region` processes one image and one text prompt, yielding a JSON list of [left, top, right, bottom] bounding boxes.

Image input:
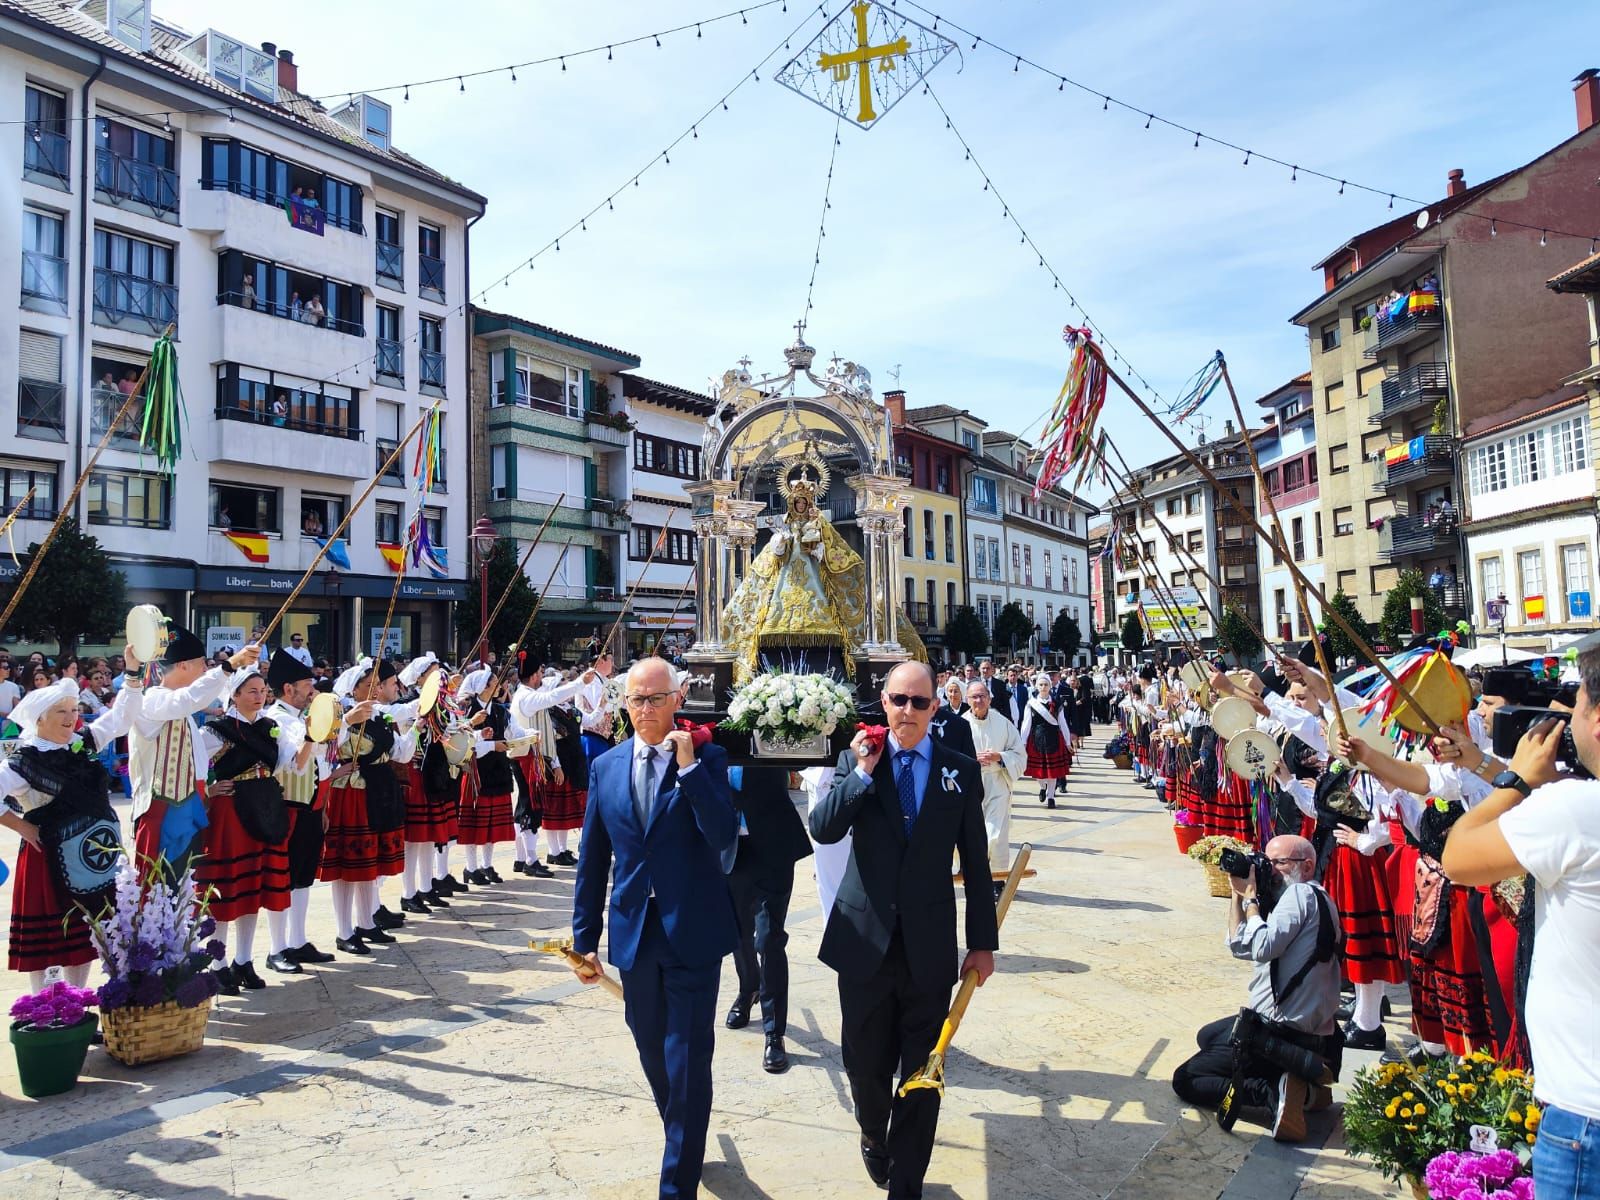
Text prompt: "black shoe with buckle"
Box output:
[[860, 1137, 890, 1189], [422, 887, 451, 908], [233, 960, 267, 990], [1344, 1022, 1387, 1051], [292, 942, 335, 964], [400, 896, 429, 916], [265, 951, 303, 974], [335, 935, 371, 956], [357, 925, 396, 945], [763, 1034, 790, 1074], [725, 995, 755, 1030], [552, 850, 579, 867]]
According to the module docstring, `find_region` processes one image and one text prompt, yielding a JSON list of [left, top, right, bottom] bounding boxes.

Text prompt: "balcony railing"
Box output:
[[90, 386, 145, 443], [376, 438, 403, 483], [23, 129, 69, 184], [376, 240, 403, 283], [95, 148, 178, 216], [1378, 512, 1456, 561], [1367, 301, 1443, 356], [420, 348, 446, 391], [494, 381, 583, 419], [17, 379, 65, 441], [216, 401, 362, 441], [905, 601, 933, 629], [419, 254, 445, 296], [218, 290, 365, 337], [93, 267, 177, 331], [1377, 434, 1456, 491], [21, 251, 67, 311], [376, 337, 403, 381], [1374, 362, 1448, 423], [200, 179, 364, 233]]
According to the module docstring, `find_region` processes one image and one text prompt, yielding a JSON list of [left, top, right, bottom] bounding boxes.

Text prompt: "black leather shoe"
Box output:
[[212, 964, 240, 996], [483, 867, 504, 884], [373, 906, 405, 930], [528, 860, 554, 878], [513, 860, 529, 875], [726, 995, 755, 1030], [335, 935, 371, 956], [357, 925, 396, 945], [265, 951, 303, 974], [422, 887, 451, 908], [1344, 1022, 1387, 1051], [463, 869, 487, 886], [400, 896, 429, 916], [1046, 797, 1057, 809], [763, 1034, 790, 1074], [233, 960, 267, 990], [438, 873, 466, 894], [552, 850, 578, 867], [293, 942, 336, 964], [860, 1138, 890, 1189]]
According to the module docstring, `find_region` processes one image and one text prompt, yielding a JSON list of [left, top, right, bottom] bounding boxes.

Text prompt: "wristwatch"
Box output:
[[1241, 897, 1260, 910], [1472, 755, 1500, 781], [1490, 769, 1532, 797]]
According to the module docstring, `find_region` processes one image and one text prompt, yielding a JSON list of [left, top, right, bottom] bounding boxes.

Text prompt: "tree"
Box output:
[[0, 519, 126, 657], [993, 602, 1034, 656], [1049, 610, 1083, 661], [1120, 610, 1146, 656], [1216, 603, 1262, 666], [1379, 568, 1446, 648], [453, 538, 544, 661], [1322, 589, 1374, 665], [944, 605, 989, 661]]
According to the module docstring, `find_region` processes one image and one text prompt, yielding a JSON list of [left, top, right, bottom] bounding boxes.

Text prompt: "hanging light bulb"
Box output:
[[741, 9, 747, 23], [1388, 194, 1395, 209], [1102, 95, 1109, 110], [403, 84, 410, 101], [1144, 113, 1153, 129], [1338, 180, 1345, 194], [1013, 57, 1020, 72], [1243, 151, 1250, 166], [560, 56, 566, 71], [654, 34, 661, 47], [1193, 132, 1200, 148], [1291, 166, 1297, 182], [510, 67, 517, 82], [1540, 229, 1548, 247], [607, 46, 612, 60], [458, 76, 465, 92], [697, 23, 702, 37]]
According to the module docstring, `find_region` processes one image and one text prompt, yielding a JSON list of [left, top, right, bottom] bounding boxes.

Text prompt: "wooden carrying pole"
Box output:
[[600, 511, 675, 662], [471, 492, 564, 659], [1093, 351, 1442, 737], [650, 571, 697, 658], [0, 327, 173, 639], [255, 404, 438, 647]]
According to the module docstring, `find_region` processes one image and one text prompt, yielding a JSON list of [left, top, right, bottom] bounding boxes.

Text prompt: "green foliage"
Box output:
[[993, 602, 1034, 653], [1216, 604, 1262, 665], [1049, 610, 1083, 659], [1323, 590, 1374, 664], [0, 519, 127, 657], [1120, 610, 1146, 655], [1379, 568, 1446, 648], [453, 538, 543, 660], [944, 605, 990, 660]]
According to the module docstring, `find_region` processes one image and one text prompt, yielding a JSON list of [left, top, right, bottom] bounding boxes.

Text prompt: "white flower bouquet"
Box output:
[[721, 671, 856, 746]]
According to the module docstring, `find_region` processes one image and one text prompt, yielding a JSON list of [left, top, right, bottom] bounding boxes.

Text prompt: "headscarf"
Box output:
[[333, 657, 374, 700], [8, 679, 80, 738], [400, 653, 439, 688]]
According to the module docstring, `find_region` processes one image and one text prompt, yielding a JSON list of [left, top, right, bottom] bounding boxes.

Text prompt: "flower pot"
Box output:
[[752, 729, 828, 759], [1174, 824, 1204, 854], [1202, 862, 1233, 898], [9, 1014, 98, 1098], [1403, 1176, 1429, 1200]]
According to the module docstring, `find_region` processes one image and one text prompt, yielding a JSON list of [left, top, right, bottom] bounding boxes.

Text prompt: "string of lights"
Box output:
[[322, 1, 833, 390], [797, 114, 844, 339], [892, 0, 1600, 250]]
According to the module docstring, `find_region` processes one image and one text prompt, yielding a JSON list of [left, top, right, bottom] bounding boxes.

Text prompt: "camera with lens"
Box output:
[[1217, 846, 1284, 915], [1491, 706, 1590, 778]]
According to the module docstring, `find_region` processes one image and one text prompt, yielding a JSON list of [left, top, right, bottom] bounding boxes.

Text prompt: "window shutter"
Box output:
[[583, 372, 595, 412], [19, 330, 61, 382]]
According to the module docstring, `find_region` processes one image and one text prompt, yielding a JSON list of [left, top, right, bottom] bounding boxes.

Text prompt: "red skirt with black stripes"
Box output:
[[7, 840, 97, 972], [1322, 842, 1403, 985], [195, 793, 291, 921]]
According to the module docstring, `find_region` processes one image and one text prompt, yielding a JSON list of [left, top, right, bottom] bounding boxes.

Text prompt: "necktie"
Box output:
[[635, 746, 659, 826], [895, 749, 918, 835]]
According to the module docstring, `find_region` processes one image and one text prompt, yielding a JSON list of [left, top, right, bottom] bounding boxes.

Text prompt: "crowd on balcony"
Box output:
[[1379, 273, 1440, 324]]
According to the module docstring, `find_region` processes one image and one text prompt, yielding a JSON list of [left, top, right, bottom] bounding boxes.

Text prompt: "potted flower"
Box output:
[[84, 858, 224, 1066], [1173, 809, 1203, 855], [1186, 835, 1251, 897], [9, 981, 99, 1097], [1420, 1149, 1532, 1199], [721, 671, 856, 759]]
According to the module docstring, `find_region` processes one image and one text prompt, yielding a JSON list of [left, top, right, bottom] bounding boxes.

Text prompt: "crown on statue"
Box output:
[[779, 454, 831, 506]]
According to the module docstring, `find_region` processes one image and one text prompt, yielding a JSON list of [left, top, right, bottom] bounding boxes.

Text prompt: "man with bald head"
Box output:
[[570, 657, 739, 1199], [1171, 833, 1344, 1144], [812, 660, 998, 1197]]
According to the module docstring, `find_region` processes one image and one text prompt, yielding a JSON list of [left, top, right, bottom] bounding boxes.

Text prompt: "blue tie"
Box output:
[[895, 750, 918, 835]]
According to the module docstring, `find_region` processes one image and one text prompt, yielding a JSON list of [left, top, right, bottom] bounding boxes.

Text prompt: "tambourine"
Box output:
[[1179, 659, 1212, 694], [1226, 669, 1263, 697], [1337, 706, 1391, 757], [442, 727, 475, 767], [1224, 728, 1282, 781], [125, 604, 169, 664], [504, 731, 540, 759], [306, 692, 341, 743], [417, 669, 441, 716], [1210, 696, 1257, 741]]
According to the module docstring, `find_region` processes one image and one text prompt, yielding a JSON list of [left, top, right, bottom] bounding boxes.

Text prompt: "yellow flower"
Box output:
[[1460, 1084, 1478, 1100], [1527, 1113, 1541, 1132], [1412, 1103, 1427, 1116], [1399, 1107, 1413, 1119], [1528, 1103, 1542, 1119], [1493, 1069, 1510, 1085], [1402, 1091, 1415, 1101], [1405, 1124, 1420, 1133], [1443, 1083, 1458, 1098], [1526, 1133, 1536, 1145], [1509, 1111, 1524, 1126], [1448, 1073, 1461, 1082], [1386, 1101, 1400, 1119]]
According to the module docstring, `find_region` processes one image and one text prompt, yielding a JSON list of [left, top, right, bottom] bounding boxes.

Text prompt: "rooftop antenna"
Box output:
[[887, 363, 902, 385], [1188, 412, 1211, 445]]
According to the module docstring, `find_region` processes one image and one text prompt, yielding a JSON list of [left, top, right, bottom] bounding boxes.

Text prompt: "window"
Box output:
[[1024, 545, 1033, 587], [961, 429, 979, 451], [1507, 430, 1543, 488], [1468, 439, 1509, 495], [1166, 497, 1179, 517], [1320, 321, 1341, 352], [0, 457, 59, 519], [214, 364, 358, 440], [973, 536, 986, 579], [1274, 588, 1288, 625], [1011, 543, 1021, 583], [299, 493, 346, 538], [1564, 544, 1592, 620], [210, 482, 280, 534], [943, 514, 955, 563], [1185, 492, 1200, 515], [1333, 506, 1354, 536], [926, 579, 937, 621], [923, 510, 934, 561], [1324, 382, 1345, 413], [375, 207, 402, 283], [633, 435, 699, 479], [1352, 299, 1380, 330], [23, 86, 69, 184], [88, 350, 148, 441], [1044, 550, 1053, 590], [969, 475, 997, 513], [977, 598, 989, 628], [1336, 570, 1357, 597], [988, 538, 1001, 581], [1069, 557, 1079, 592], [362, 97, 391, 151], [93, 228, 176, 331], [1519, 550, 1545, 623], [94, 115, 176, 216], [947, 581, 957, 624], [376, 304, 402, 380], [423, 506, 445, 556], [902, 509, 912, 557], [418, 222, 444, 298], [1481, 557, 1504, 617], [1186, 529, 1203, 551], [1357, 364, 1386, 398], [935, 460, 951, 495], [201, 33, 275, 102], [21, 208, 67, 313], [492, 352, 583, 416], [87, 469, 168, 528], [1551, 415, 1589, 476], [17, 330, 65, 441], [375, 500, 402, 546], [419, 315, 445, 392], [201, 139, 364, 233], [1291, 516, 1305, 560], [217, 249, 364, 334], [1329, 443, 1350, 474], [1314, 511, 1324, 557]]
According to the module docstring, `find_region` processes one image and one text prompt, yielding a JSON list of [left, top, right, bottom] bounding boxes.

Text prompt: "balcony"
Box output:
[[376, 338, 404, 383], [1377, 512, 1456, 562], [89, 385, 145, 446], [376, 438, 404, 485], [1375, 434, 1456, 493], [1218, 545, 1253, 567], [419, 254, 445, 298], [16, 379, 65, 442], [1366, 301, 1443, 357], [419, 348, 446, 394], [95, 149, 178, 219], [376, 240, 403, 285], [1370, 362, 1448, 425], [218, 290, 365, 338], [216, 400, 361, 442], [21, 251, 67, 314], [214, 404, 368, 479], [23, 129, 69, 187], [93, 267, 177, 335], [905, 601, 933, 629]]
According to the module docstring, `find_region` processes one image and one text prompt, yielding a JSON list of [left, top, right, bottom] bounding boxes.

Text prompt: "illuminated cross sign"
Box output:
[[776, 1, 956, 130]]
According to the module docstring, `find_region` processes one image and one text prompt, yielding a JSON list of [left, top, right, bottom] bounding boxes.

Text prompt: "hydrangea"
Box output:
[[720, 671, 857, 741]]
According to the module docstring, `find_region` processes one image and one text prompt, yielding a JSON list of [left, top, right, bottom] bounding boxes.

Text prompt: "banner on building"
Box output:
[[1524, 594, 1546, 622], [205, 626, 246, 659], [1141, 586, 1213, 641]]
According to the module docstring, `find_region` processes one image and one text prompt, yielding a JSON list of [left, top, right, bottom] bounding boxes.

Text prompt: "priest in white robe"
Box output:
[[963, 679, 1028, 878]]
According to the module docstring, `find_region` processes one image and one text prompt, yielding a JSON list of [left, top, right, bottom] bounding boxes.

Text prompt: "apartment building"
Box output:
[[1289, 72, 1600, 625], [2, 1, 485, 661], [886, 393, 967, 655], [1253, 374, 1325, 639]]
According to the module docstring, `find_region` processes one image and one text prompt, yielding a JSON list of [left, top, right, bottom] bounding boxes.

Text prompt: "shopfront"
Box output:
[[351, 576, 464, 662], [627, 610, 696, 661]]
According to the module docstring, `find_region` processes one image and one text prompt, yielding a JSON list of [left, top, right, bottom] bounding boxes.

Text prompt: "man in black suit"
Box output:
[[723, 765, 813, 1074], [994, 665, 1026, 726], [927, 699, 977, 759], [811, 661, 998, 1199]]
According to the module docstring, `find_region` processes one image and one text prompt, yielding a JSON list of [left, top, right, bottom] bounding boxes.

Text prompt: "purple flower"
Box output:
[[173, 974, 213, 1009], [129, 943, 158, 973], [196, 916, 216, 939], [132, 974, 167, 1007], [98, 978, 133, 1010], [204, 939, 226, 962]]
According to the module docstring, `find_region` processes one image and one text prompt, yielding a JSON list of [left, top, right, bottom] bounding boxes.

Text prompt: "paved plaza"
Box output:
[[0, 733, 1401, 1199]]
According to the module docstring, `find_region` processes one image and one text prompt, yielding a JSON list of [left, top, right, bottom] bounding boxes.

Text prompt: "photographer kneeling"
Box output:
[[1172, 834, 1344, 1143]]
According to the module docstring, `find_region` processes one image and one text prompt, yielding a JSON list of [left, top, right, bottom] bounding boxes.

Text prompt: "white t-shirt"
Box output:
[[0, 679, 20, 718], [1499, 777, 1600, 1118]]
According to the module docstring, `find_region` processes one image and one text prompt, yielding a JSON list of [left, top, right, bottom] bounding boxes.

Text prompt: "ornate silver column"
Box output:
[[721, 498, 767, 609], [685, 480, 735, 655], [851, 474, 914, 657]]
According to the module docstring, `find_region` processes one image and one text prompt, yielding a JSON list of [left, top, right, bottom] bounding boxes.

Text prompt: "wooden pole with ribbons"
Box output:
[[0, 326, 173, 640], [0, 486, 37, 563], [649, 571, 697, 658], [470, 492, 564, 660], [599, 512, 675, 663], [254, 403, 439, 649]]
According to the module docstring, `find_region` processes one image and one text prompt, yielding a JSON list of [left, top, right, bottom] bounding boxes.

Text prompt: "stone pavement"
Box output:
[[0, 729, 1405, 1199]]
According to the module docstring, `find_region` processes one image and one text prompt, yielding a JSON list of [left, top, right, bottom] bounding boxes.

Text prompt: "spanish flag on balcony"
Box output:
[[1525, 595, 1546, 622], [223, 531, 270, 564], [377, 543, 406, 573], [1384, 444, 1411, 467]]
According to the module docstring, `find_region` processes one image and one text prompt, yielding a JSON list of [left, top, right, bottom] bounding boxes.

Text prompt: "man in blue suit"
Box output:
[[571, 657, 739, 1200]]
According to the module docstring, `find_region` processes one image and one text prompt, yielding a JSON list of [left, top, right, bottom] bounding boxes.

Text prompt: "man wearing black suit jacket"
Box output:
[[927, 703, 977, 759], [723, 765, 814, 1074], [994, 666, 1026, 727], [811, 661, 998, 1199]]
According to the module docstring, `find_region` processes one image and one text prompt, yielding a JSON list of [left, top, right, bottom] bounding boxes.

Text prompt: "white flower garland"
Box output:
[[723, 671, 855, 742]]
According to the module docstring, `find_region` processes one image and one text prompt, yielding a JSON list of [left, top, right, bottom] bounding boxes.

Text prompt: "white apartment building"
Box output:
[[2, 2, 485, 662], [1254, 374, 1326, 640]]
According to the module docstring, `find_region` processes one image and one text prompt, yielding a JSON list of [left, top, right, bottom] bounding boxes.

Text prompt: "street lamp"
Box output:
[[324, 569, 342, 662], [471, 515, 498, 665]]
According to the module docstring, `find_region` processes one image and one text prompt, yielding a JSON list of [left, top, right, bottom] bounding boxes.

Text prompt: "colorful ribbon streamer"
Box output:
[[1033, 327, 1109, 498], [138, 332, 187, 474]]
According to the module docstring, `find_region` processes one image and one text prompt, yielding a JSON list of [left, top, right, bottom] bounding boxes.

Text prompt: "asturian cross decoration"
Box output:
[[776, 1, 957, 130]]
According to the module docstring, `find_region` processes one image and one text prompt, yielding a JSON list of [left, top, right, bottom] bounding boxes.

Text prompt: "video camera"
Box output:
[[1491, 705, 1590, 778], [1217, 846, 1285, 916]]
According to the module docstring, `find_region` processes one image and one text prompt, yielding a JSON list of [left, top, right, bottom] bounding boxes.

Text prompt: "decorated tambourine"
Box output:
[[1223, 728, 1282, 781]]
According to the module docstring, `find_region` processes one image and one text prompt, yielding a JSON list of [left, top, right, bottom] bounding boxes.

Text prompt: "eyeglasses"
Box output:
[[885, 692, 934, 711], [1267, 855, 1309, 867], [624, 691, 676, 710]]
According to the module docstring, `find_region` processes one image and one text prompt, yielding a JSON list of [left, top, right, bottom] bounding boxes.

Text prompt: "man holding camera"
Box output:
[[1171, 834, 1343, 1143]]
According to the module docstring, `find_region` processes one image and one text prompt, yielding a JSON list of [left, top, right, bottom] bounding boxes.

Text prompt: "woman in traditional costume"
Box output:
[[1020, 674, 1072, 808], [456, 668, 515, 886]]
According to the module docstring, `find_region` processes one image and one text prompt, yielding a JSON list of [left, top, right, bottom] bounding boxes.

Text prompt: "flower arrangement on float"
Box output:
[[721, 671, 856, 756]]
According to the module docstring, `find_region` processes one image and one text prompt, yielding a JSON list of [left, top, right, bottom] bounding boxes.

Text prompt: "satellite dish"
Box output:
[[1415, 209, 1431, 231]]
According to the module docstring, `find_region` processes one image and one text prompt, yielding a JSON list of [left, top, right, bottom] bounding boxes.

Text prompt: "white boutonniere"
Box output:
[[940, 766, 962, 795], [931, 718, 946, 733]]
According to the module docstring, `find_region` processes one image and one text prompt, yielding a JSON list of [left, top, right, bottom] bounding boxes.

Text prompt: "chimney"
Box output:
[[884, 389, 906, 426], [277, 49, 297, 94], [1223, 418, 1235, 437], [261, 41, 277, 59], [1576, 69, 1600, 133], [1446, 168, 1466, 197]]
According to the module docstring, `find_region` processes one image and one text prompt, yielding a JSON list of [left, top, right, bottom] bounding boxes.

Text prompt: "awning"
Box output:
[[629, 613, 696, 629]]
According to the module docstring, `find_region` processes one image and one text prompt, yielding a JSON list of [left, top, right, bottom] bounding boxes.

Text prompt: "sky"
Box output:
[[154, 0, 1599, 502]]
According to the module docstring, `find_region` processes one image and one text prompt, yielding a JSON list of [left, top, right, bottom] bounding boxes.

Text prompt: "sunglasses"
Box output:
[[884, 692, 934, 711]]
